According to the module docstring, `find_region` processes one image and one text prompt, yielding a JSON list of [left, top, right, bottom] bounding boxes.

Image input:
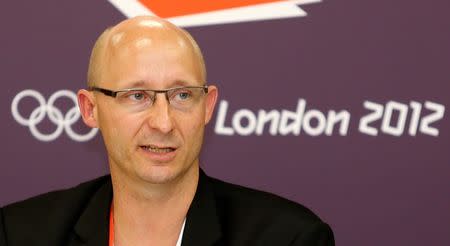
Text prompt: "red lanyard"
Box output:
[[109, 204, 115, 246]]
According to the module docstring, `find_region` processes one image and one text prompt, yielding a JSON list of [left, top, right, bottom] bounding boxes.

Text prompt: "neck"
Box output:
[[110, 165, 199, 246]]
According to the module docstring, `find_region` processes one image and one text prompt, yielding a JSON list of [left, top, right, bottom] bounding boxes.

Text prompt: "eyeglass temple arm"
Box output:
[[88, 87, 118, 97]]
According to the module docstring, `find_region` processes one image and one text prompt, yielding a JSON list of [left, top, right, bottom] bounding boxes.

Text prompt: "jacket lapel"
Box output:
[[181, 170, 222, 246], [70, 178, 112, 246], [68, 170, 221, 246]]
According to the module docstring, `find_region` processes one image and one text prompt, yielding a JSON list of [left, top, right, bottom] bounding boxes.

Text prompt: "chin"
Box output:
[[138, 166, 185, 184]]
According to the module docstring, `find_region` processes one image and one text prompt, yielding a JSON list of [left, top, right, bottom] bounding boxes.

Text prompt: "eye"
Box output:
[[177, 91, 191, 100], [173, 89, 192, 101], [124, 91, 148, 102]]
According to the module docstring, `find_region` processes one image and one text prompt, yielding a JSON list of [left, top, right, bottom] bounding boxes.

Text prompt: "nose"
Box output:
[[145, 93, 174, 134]]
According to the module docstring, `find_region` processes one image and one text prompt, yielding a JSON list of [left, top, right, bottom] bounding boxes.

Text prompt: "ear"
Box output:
[[204, 85, 218, 124], [77, 89, 99, 128]]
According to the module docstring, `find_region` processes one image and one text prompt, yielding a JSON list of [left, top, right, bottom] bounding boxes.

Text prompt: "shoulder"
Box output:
[[0, 175, 110, 241], [209, 176, 321, 222], [207, 176, 334, 245], [2, 175, 109, 216]]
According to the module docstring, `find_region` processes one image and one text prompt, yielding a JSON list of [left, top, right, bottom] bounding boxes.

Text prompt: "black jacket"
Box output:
[[0, 171, 334, 246]]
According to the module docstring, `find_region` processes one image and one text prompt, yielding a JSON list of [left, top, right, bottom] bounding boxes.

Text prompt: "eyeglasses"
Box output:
[[88, 85, 208, 112]]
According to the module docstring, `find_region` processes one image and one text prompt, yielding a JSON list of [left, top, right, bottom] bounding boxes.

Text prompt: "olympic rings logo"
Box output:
[[11, 89, 98, 142]]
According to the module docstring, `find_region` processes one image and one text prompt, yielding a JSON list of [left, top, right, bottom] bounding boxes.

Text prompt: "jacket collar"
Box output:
[[73, 178, 112, 246], [182, 169, 222, 245], [73, 169, 221, 246]]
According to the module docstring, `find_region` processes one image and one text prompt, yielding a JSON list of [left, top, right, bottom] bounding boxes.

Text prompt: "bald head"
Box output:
[[87, 16, 206, 87]]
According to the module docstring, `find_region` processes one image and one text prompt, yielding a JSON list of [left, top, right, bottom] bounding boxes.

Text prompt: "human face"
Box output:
[[91, 29, 217, 185]]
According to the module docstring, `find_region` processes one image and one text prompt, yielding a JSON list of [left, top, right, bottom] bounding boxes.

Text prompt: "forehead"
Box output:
[[110, 19, 188, 51], [99, 21, 202, 88]]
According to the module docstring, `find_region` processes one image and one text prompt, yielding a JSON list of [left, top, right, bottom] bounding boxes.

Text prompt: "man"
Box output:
[[0, 16, 334, 246]]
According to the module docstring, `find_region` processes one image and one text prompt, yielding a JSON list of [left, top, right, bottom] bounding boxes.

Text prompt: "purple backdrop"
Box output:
[[1, 1, 449, 245]]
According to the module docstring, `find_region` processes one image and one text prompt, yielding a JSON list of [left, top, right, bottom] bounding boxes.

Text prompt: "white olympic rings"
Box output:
[[11, 89, 98, 142]]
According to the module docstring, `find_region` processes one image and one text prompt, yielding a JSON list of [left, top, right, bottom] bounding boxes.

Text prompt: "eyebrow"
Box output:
[[121, 79, 199, 90], [122, 80, 146, 89]]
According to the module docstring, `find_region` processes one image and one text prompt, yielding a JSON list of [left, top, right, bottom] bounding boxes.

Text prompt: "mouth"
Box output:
[[140, 145, 177, 154], [139, 144, 178, 163]]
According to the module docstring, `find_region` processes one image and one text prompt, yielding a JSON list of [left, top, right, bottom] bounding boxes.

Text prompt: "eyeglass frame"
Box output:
[[87, 85, 209, 107], [89, 85, 208, 97]]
